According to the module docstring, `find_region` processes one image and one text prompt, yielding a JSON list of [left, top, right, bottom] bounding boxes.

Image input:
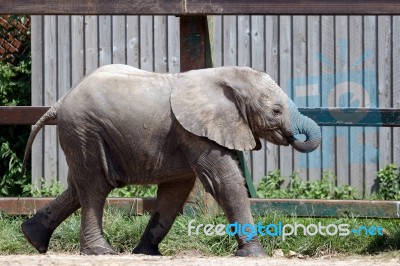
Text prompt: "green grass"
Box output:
[[0, 210, 399, 256]]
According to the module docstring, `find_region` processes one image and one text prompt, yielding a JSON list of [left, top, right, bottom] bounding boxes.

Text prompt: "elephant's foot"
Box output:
[[132, 243, 162, 256], [80, 239, 117, 255], [21, 213, 54, 254], [235, 241, 266, 257]]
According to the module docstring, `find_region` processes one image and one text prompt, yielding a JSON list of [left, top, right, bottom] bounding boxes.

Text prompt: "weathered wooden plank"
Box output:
[[31, 16, 44, 188], [1, 197, 398, 218], [279, 16, 293, 179], [0, 197, 157, 216], [210, 15, 222, 67], [43, 15, 58, 183], [299, 108, 400, 127], [85, 15, 99, 72], [186, 1, 400, 15], [57, 15, 71, 186], [334, 16, 349, 187], [348, 16, 364, 194], [292, 16, 307, 181], [363, 16, 378, 196], [71, 16, 85, 80], [112, 15, 126, 64], [321, 16, 335, 178], [378, 16, 393, 171], [307, 15, 322, 181], [64, 16, 84, 187], [250, 199, 400, 218], [265, 15, 279, 174], [236, 15, 253, 179], [140, 16, 154, 71], [393, 17, 400, 168], [99, 15, 112, 66], [3, 1, 400, 15], [223, 15, 237, 66], [126, 16, 139, 67], [167, 16, 180, 73], [250, 16, 267, 183], [0, 0, 182, 15], [237, 15, 250, 67], [154, 16, 168, 72]]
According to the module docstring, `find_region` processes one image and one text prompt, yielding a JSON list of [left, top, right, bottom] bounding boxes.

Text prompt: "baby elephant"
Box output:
[[21, 65, 320, 256]]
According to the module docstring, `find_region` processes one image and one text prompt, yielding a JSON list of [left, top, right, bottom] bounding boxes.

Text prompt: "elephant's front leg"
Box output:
[[133, 175, 196, 255], [181, 137, 265, 257]]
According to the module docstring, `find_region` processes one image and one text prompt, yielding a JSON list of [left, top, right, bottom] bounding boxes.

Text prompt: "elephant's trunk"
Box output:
[[287, 102, 321, 153]]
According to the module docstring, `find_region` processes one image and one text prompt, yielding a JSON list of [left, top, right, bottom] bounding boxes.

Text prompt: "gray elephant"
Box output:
[[21, 65, 321, 256]]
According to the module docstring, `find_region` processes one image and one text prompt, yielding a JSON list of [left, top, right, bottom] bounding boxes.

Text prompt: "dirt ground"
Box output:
[[0, 252, 399, 266]]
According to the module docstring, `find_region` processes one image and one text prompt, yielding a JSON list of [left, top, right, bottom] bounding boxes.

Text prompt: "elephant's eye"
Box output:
[[272, 105, 283, 116]]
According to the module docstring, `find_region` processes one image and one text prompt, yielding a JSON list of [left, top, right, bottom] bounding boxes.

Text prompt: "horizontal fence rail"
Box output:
[[2, 0, 400, 15], [1, 197, 399, 218], [299, 108, 400, 127], [1, 106, 400, 127], [0, 107, 55, 125]]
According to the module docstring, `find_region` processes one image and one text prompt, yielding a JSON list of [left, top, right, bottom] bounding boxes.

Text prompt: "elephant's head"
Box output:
[[171, 66, 321, 153]]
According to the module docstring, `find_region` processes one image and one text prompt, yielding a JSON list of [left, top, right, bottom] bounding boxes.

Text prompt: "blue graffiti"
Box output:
[[287, 39, 379, 168]]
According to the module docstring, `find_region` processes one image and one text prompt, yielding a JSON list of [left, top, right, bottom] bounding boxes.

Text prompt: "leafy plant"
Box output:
[[256, 170, 359, 200], [0, 59, 31, 106], [109, 185, 157, 198], [22, 177, 64, 197], [0, 15, 31, 196], [19, 178, 157, 198], [376, 164, 400, 200], [0, 142, 29, 196], [256, 170, 288, 198]]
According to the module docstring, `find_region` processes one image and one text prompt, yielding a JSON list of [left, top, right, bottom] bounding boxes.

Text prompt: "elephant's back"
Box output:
[[59, 67, 176, 137], [93, 64, 155, 76], [61, 67, 174, 119]]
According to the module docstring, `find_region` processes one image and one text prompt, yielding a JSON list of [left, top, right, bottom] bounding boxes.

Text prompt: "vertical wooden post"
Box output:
[[179, 16, 256, 215], [179, 16, 212, 71], [180, 16, 221, 215]]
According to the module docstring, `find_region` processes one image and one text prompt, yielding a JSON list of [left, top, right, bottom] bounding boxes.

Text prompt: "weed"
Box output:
[[375, 164, 400, 200], [256, 170, 359, 199], [22, 177, 64, 197], [0, 15, 31, 197], [109, 185, 157, 198]]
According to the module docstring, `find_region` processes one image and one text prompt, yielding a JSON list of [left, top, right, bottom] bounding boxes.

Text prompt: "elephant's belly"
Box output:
[[112, 145, 194, 186]]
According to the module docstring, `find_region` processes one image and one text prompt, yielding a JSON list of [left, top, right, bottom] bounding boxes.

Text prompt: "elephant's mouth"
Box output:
[[268, 130, 289, 146]]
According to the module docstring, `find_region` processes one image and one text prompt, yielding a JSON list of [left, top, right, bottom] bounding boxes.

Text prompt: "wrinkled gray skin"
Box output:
[[21, 65, 321, 256]]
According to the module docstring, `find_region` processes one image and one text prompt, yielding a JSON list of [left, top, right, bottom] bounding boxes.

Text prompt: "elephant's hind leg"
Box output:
[[60, 129, 117, 255], [21, 182, 80, 253], [78, 182, 116, 255], [132, 175, 196, 255]]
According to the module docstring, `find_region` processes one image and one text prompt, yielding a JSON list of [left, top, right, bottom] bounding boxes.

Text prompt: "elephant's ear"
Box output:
[[171, 68, 257, 151]]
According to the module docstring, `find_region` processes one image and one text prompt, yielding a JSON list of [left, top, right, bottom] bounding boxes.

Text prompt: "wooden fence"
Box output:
[[1, 0, 400, 218], [30, 15, 400, 197]]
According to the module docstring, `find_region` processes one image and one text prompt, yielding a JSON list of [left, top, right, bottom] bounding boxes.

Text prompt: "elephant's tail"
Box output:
[[22, 95, 66, 176]]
